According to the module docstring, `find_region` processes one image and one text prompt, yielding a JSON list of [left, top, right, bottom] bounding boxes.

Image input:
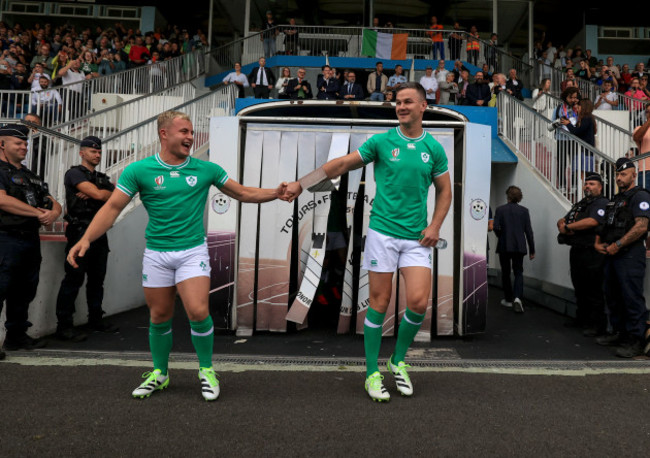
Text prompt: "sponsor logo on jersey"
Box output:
[[390, 148, 400, 162], [407, 143, 416, 149], [170, 171, 179, 178], [186, 176, 198, 187], [421, 152, 430, 163], [640, 202, 649, 211]]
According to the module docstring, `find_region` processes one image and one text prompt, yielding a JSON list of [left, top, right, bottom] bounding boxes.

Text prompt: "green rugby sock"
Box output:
[[364, 308, 386, 377], [149, 319, 173, 375], [393, 308, 425, 365], [190, 315, 214, 369]]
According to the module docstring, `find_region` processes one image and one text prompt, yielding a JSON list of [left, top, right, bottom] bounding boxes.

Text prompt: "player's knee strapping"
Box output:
[[149, 319, 173, 375], [190, 315, 214, 368], [393, 308, 425, 364], [364, 308, 386, 377]]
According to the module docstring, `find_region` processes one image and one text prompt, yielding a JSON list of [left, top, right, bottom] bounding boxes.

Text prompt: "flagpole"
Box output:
[[409, 58, 415, 82]]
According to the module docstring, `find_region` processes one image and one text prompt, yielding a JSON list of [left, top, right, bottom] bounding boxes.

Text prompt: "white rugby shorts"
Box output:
[[362, 228, 433, 272], [142, 242, 211, 287]]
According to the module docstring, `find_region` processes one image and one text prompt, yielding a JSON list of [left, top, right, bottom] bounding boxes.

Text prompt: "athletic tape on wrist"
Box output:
[[298, 166, 338, 192]]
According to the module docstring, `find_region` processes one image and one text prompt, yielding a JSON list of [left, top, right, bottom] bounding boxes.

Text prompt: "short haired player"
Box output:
[[283, 82, 452, 401], [67, 110, 288, 401]]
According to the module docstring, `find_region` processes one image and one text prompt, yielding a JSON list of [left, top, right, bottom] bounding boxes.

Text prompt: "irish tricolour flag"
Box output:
[[361, 30, 408, 60]]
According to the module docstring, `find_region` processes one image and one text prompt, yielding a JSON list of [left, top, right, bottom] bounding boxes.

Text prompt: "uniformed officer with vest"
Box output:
[[0, 124, 61, 355], [55, 136, 117, 341], [557, 172, 609, 335], [594, 157, 650, 358]]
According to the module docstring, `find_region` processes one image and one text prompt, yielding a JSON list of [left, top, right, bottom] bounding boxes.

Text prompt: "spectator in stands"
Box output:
[[481, 63, 492, 81], [286, 67, 312, 99], [466, 71, 491, 106], [339, 70, 364, 100], [316, 65, 339, 100], [50, 50, 69, 84], [457, 69, 471, 105], [606, 56, 620, 80], [262, 10, 278, 58], [80, 50, 99, 78], [275, 66, 292, 99], [625, 78, 650, 114], [532, 78, 551, 111], [562, 98, 596, 148], [283, 18, 299, 56], [10, 62, 29, 90], [633, 104, 650, 189], [575, 60, 590, 80], [29, 42, 53, 73], [491, 73, 507, 104], [466, 26, 479, 66], [596, 65, 617, 90], [506, 68, 524, 101], [128, 36, 149, 68], [98, 49, 115, 76], [367, 61, 388, 102], [448, 22, 463, 61], [485, 33, 498, 73], [420, 66, 438, 105], [451, 59, 466, 82], [584, 49, 597, 68], [594, 80, 618, 110], [632, 62, 647, 79], [222, 62, 249, 98], [563, 59, 574, 73], [180, 29, 194, 55], [560, 68, 576, 91], [112, 51, 126, 73], [538, 51, 552, 79], [573, 47, 584, 64], [545, 41, 557, 66], [640, 76, 650, 100], [31, 75, 62, 125], [427, 16, 444, 60], [434, 59, 448, 84], [58, 57, 86, 119], [438, 72, 459, 105], [494, 185, 535, 314], [386, 64, 406, 98], [249, 57, 275, 99], [27, 62, 47, 91], [111, 38, 129, 63]]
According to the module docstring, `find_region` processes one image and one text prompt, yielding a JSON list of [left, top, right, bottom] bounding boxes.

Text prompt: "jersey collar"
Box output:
[[395, 126, 427, 143], [155, 152, 190, 170]]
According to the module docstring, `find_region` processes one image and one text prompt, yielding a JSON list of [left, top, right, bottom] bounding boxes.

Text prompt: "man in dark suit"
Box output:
[[248, 57, 276, 99], [466, 71, 491, 106], [494, 185, 535, 313], [286, 68, 312, 99], [316, 65, 339, 100], [339, 70, 364, 100]]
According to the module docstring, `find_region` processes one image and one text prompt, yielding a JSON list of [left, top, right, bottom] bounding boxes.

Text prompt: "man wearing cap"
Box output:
[[0, 124, 62, 354], [54, 136, 117, 342], [595, 157, 650, 357], [556, 172, 608, 335], [419, 66, 438, 105]]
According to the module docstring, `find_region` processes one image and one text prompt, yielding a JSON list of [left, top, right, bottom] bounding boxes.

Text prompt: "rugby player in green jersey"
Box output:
[[67, 110, 288, 401], [283, 82, 452, 401]]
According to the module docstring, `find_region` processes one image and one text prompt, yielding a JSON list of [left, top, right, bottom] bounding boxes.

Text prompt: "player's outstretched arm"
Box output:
[[221, 178, 287, 203], [284, 152, 365, 202], [67, 190, 131, 268], [420, 171, 452, 247]]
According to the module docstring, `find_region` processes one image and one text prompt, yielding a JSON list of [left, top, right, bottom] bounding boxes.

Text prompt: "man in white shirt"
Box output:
[[222, 62, 249, 98], [594, 80, 618, 110], [31, 75, 62, 125], [419, 65, 438, 105], [434, 59, 448, 84]]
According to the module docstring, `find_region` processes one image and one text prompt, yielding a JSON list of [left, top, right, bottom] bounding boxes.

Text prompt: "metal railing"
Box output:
[[0, 49, 206, 127], [23, 83, 238, 215], [209, 26, 535, 87], [498, 92, 617, 204], [532, 92, 636, 160], [531, 61, 648, 132]]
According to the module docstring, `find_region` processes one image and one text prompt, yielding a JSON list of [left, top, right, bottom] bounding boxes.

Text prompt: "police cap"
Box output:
[[0, 124, 29, 141], [584, 172, 603, 184], [80, 136, 102, 150], [615, 157, 635, 172]]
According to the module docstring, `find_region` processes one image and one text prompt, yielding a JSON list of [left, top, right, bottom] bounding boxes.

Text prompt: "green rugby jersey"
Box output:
[[358, 127, 448, 240], [117, 153, 228, 251]]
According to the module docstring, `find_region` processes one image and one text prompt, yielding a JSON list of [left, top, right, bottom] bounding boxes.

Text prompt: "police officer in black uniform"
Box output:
[[556, 172, 609, 335], [0, 124, 62, 355], [595, 158, 650, 358], [55, 136, 117, 341]]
